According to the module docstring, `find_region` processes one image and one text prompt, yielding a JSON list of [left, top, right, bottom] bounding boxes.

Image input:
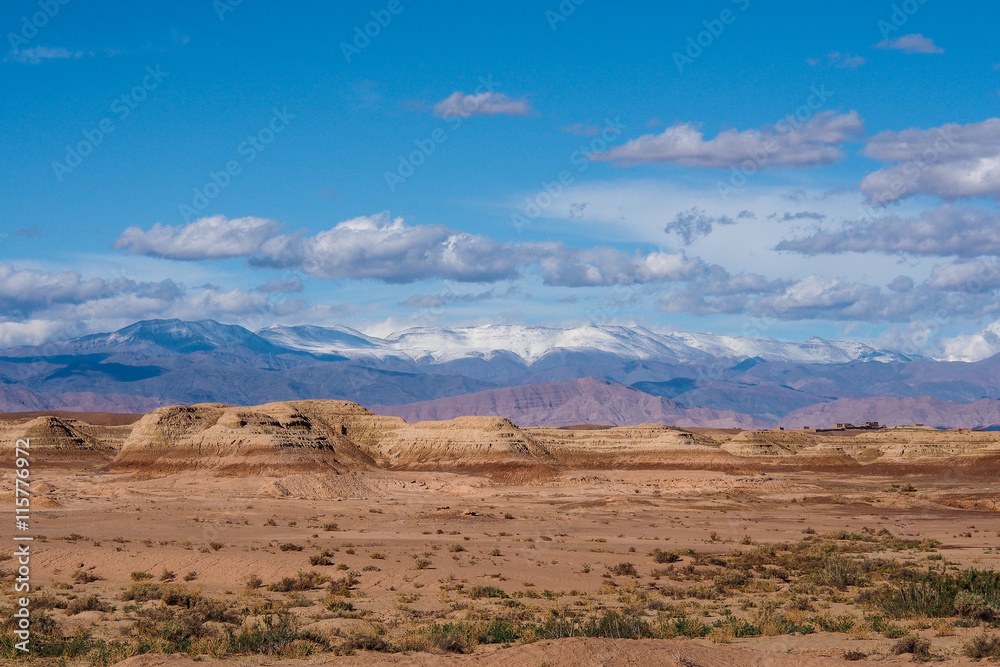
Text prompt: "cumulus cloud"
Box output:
[[776, 205, 1000, 257], [0, 264, 335, 347], [539, 249, 707, 287], [860, 118, 1000, 203], [927, 259, 1000, 292], [875, 33, 944, 54], [115, 216, 283, 260], [251, 214, 528, 283], [433, 91, 531, 118], [939, 322, 1000, 361], [593, 111, 863, 168], [658, 264, 1000, 323], [664, 208, 736, 245], [117, 213, 724, 288], [0, 264, 137, 316], [754, 277, 890, 320]]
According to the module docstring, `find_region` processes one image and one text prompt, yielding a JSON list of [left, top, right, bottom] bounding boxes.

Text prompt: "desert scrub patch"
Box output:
[[329, 573, 360, 597], [325, 596, 368, 618], [66, 594, 113, 615], [869, 567, 1000, 620], [608, 562, 639, 578], [267, 570, 330, 592], [651, 548, 681, 564], [31, 588, 68, 611], [223, 612, 318, 656], [811, 612, 857, 633], [309, 553, 332, 566], [468, 585, 507, 599], [73, 568, 102, 584], [891, 633, 932, 660], [963, 633, 1000, 659]]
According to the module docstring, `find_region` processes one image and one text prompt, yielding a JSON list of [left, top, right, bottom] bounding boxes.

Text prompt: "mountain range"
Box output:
[[1, 318, 998, 429]]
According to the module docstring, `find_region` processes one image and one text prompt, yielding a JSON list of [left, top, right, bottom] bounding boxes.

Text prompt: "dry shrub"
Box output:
[[892, 633, 932, 661]]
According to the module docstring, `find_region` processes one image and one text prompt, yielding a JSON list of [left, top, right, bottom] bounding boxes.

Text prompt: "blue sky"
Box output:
[[3, 0, 1000, 360]]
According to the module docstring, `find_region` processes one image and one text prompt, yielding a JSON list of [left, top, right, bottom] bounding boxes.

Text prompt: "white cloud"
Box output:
[[433, 91, 532, 118], [875, 33, 944, 54], [117, 213, 724, 288], [0, 264, 328, 347], [593, 111, 863, 168], [776, 205, 1000, 257], [0, 264, 133, 315], [861, 118, 1000, 203], [939, 322, 1000, 361], [115, 215, 283, 260], [927, 259, 1000, 292], [252, 213, 528, 283], [539, 249, 707, 287]]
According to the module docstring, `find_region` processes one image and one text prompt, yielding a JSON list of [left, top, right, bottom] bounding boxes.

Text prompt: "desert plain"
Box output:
[[3, 400, 1000, 665]]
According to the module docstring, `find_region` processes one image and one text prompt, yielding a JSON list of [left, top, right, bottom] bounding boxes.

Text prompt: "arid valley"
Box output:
[[3, 401, 1000, 665]]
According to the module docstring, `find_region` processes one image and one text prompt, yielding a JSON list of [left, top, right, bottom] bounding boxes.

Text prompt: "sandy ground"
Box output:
[[4, 457, 998, 665]]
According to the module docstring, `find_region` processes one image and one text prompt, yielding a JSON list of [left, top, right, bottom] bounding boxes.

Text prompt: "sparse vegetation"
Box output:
[[11, 420, 1000, 665], [267, 571, 330, 592]]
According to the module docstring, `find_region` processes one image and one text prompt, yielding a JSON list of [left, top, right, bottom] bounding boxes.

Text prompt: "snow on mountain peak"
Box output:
[[256, 323, 906, 366]]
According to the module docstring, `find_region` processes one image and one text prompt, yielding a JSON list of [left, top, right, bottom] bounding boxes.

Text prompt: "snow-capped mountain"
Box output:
[[256, 323, 909, 366], [17, 319, 1000, 427], [6, 319, 288, 358]]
